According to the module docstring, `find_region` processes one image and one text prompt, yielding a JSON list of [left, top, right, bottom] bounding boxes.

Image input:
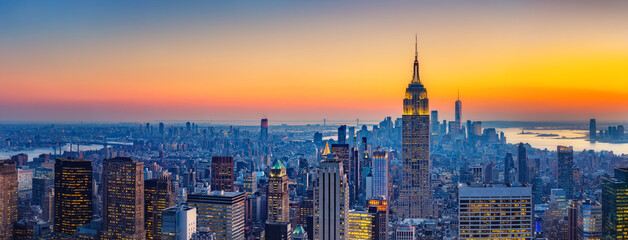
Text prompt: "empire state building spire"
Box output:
[[412, 34, 421, 83]]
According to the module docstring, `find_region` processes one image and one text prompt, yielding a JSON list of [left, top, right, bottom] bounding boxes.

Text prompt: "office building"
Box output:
[[162, 206, 197, 240], [372, 151, 389, 200], [558, 146, 575, 199], [602, 168, 628, 240], [145, 174, 175, 239], [211, 156, 235, 192], [292, 225, 308, 240], [368, 199, 389, 240], [260, 118, 269, 142], [338, 125, 347, 144], [101, 157, 146, 239], [314, 151, 349, 240], [265, 222, 292, 240], [455, 91, 462, 123], [331, 143, 351, 187], [399, 39, 432, 219], [395, 225, 415, 240], [504, 153, 514, 183], [268, 160, 289, 223], [348, 210, 373, 240], [577, 200, 602, 240], [187, 191, 245, 240], [431, 111, 439, 135], [54, 158, 93, 236], [589, 119, 596, 140], [518, 143, 529, 184], [458, 183, 533, 239], [32, 177, 52, 206], [0, 160, 18, 240]]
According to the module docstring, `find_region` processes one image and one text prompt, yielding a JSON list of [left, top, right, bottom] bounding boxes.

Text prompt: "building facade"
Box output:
[[558, 146, 575, 199], [145, 174, 175, 239], [54, 158, 93, 236], [0, 160, 18, 240], [314, 152, 349, 240], [211, 156, 235, 192], [267, 160, 289, 223], [187, 191, 245, 240], [162, 206, 197, 240]]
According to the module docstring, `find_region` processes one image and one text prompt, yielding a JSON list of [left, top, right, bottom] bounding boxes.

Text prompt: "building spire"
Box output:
[[412, 34, 420, 83], [457, 89, 460, 100]]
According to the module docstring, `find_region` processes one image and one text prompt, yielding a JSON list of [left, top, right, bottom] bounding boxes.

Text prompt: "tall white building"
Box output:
[[162, 205, 197, 240], [314, 145, 349, 240], [458, 183, 533, 239]]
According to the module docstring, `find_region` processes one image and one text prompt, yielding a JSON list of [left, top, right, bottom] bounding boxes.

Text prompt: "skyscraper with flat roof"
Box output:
[[430, 111, 439, 135], [145, 174, 175, 240], [211, 156, 235, 191], [372, 151, 389, 200], [458, 183, 533, 239], [0, 160, 17, 240], [399, 39, 432, 219], [54, 158, 92, 236], [455, 91, 462, 123], [558, 146, 574, 199], [338, 125, 347, 144], [161, 205, 197, 240], [101, 157, 145, 240], [518, 143, 529, 184], [589, 119, 596, 140], [187, 191, 245, 240], [260, 118, 269, 142], [348, 210, 373, 240], [314, 150, 349, 240], [602, 168, 628, 240]]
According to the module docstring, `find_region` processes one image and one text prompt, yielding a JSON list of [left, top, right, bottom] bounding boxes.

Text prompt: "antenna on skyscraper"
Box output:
[[415, 33, 418, 60]]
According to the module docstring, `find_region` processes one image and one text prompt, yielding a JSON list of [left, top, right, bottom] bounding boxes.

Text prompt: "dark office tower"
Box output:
[[211, 156, 235, 191], [265, 222, 292, 240], [558, 146, 575, 199], [504, 153, 514, 183], [455, 91, 462, 123], [159, 122, 164, 136], [32, 177, 51, 206], [268, 160, 289, 223], [0, 160, 17, 240], [431, 111, 439, 135], [185, 121, 191, 132], [399, 39, 432, 219], [484, 162, 494, 183], [54, 158, 92, 236], [368, 199, 389, 240], [102, 157, 145, 240], [331, 143, 351, 183], [517, 143, 529, 184], [145, 174, 175, 240], [261, 118, 269, 142], [338, 125, 347, 144], [568, 203, 577, 240], [589, 119, 596, 140], [350, 146, 360, 207], [602, 168, 628, 239]]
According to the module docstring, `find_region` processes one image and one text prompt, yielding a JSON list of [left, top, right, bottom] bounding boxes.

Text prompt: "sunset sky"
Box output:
[[1, 0, 627, 122]]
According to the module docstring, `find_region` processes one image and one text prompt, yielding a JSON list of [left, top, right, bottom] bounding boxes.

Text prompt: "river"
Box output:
[[497, 128, 628, 154]]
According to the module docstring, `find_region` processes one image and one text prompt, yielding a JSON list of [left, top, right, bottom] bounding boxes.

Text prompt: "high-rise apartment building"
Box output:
[[372, 151, 389, 200], [518, 143, 529, 184], [602, 168, 628, 240], [187, 191, 245, 240], [267, 160, 289, 223], [458, 183, 533, 239], [399, 39, 432, 219], [314, 152, 349, 240], [211, 156, 235, 192], [54, 158, 93, 236], [101, 157, 145, 240], [558, 146, 575, 199], [0, 160, 18, 240], [145, 174, 175, 239]]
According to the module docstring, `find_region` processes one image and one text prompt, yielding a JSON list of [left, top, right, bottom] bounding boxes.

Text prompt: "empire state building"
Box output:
[[399, 39, 432, 219]]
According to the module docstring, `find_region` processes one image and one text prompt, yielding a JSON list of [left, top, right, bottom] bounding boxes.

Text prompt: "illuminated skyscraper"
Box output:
[[268, 160, 289, 223], [399, 38, 432, 219], [314, 149, 349, 240], [261, 118, 269, 142], [54, 158, 92, 236], [455, 90, 462, 123], [518, 143, 529, 184], [101, 157, 145, 240], [577, 200, 602, 240], [211, 156, 235, 192], [602, 168, 628, 240], [458, 183, 533, 239], [145, 174, 175, 240], [347, 210, 373, 240], [0, 160, 17, 240], [187, 191, 245, 240], [372, 151, 389, 200], [368, 199, 389, 240], [558, 146, 575, 199]]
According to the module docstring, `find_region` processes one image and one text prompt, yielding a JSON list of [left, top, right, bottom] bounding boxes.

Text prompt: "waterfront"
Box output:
[[498, 128, 628, 154], [0, 143, 104, 161]]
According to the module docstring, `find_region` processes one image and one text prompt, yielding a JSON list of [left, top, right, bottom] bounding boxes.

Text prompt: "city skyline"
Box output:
[[2, 1, 628, 122]]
